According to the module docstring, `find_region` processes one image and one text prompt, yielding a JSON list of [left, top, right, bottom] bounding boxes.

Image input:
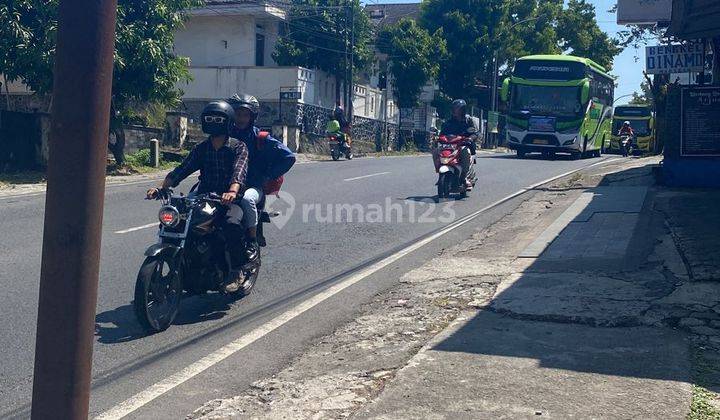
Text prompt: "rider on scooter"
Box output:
[[438, 99, 478, 188], [618, 121, 635, 138]]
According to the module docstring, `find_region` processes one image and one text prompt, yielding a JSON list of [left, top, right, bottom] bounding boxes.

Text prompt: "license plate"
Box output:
[[532, 139, 549, 145]]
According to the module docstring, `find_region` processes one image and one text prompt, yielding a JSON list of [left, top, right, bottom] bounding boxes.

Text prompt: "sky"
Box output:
[[364, 0, 648, 103]]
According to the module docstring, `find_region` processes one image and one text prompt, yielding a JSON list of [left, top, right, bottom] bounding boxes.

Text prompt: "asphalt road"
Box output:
[[0, 152, 610, 418]]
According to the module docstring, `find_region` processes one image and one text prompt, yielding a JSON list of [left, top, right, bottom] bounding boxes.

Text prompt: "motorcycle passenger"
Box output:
[[333, 102, 350, 134], [439, 99, 478, 188], [227, 93, 296, 259], [146, 101, 250, 292]]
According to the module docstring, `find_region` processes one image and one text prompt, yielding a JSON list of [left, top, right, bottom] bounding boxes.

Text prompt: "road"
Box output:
[[0, 152, 610, 418]]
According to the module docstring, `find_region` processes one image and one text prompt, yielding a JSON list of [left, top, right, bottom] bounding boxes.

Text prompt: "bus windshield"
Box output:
[[613, 119, 651, 136], [511, 84, 583, 117]]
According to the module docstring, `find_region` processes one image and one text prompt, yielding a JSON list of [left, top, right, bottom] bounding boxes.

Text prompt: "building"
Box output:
[[175, 0, 386, 126], [364, 2, 439, 133]]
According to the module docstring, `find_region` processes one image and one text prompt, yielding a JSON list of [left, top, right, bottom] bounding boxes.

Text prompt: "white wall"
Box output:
[[183, 66, 308, 101]]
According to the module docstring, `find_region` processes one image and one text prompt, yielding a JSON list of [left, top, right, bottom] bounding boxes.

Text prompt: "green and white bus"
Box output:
[[501, 55, 614, 159]]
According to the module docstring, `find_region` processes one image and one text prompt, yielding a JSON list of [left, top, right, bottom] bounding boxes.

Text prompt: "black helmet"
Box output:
[[227, 93, 260, 119], [452, 99, 467, 111], [201, 101, 234, 136]]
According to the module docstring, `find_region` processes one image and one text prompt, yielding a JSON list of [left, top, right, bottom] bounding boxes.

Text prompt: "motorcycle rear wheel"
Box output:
[[331, 148, 340, 161], [134, 256, 183, 334]]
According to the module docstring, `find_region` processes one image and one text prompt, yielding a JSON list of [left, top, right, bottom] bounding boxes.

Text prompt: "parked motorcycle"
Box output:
[[328, 133, 353, 161], [134, 188, 273, 333], [435, 128, 478, 201]]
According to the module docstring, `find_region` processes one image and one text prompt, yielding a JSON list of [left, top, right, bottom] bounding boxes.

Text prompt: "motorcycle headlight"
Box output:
[[158, 206, 180, 227]]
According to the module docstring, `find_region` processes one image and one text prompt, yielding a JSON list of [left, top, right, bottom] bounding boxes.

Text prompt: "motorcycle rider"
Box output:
[[146, 101, 250, 293], [227, 93, 296, 259], [618, 120, 635, 138], [438, 99, 478, 188]]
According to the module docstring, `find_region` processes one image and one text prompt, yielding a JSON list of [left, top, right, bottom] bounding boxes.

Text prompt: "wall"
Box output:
[[121, 125, 166, 154]]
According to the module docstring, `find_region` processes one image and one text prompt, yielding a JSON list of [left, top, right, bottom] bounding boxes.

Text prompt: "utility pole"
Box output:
[[31, 0, 117, 418], [348, 0, 355, 122]]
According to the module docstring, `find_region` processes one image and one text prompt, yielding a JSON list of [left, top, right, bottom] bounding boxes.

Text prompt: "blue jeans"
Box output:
[[240, 187, 264, 229]]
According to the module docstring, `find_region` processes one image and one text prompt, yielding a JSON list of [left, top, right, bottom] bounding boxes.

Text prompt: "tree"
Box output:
[[273, 0, 373, 102], [377, 19, 445, 148], [629, 79, 652, 105], [421, 0, 622, 103], [557, 0, 621, 70], [0, 0, 201, 164]]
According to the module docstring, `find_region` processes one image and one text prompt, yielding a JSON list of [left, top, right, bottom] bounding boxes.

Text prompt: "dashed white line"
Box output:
[[96, 158, 616, 420], [114, 223, 157, 234], [343, 172, 391, 182]]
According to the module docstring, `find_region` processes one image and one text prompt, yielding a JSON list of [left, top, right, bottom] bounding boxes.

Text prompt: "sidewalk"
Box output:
[[190, 156, 720, 419]]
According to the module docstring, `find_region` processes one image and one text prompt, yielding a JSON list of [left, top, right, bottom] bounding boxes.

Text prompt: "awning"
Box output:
[[667, 0, 720, 39]]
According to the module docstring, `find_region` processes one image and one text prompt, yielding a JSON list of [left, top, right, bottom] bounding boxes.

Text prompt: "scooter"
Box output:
[[328, 132, 353, 161], [620, 134, 634, 157], [434, 127, 478, 201]]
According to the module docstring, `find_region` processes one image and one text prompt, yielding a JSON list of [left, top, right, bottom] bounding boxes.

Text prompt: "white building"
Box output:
[[175, 0, 387, 121]]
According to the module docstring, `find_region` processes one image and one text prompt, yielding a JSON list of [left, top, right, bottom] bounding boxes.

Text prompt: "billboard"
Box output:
[[645, 42, 705, 74], [617, 0, 671, 25]]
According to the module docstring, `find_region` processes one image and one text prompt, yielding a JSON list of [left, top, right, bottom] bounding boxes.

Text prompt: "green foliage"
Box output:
[[377, 19, 445, 108], [0, 0, 201, 109], [420, 0, 622, 100], [629, 79, 652, 105], [125, 148, 152, 167], [273, 0, 373, 91]]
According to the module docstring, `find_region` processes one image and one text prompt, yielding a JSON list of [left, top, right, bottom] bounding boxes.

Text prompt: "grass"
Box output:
[[0, 149, 178, 188], [689, 345, 720, 420]]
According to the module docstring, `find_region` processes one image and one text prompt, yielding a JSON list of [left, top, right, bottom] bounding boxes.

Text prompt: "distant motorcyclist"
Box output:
[[147, 101, 249, 292], [438, 99, 478, 187], [227, 93, 296, 268], [618, 121, 635, 137]]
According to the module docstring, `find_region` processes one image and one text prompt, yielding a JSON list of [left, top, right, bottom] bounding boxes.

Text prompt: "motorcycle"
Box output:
[[435, 127, 478, 201], [328, 132, 353, 161], [620, 134, 634, 157], [134, 188, 274, 333]]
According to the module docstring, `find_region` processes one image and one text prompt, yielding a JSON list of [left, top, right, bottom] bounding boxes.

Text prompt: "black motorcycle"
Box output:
[[134, 188, 272, 333]]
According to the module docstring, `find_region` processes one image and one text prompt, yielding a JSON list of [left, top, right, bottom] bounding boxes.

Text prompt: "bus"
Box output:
[[500, 55, 614, 159], [610, 104, 655, 154]]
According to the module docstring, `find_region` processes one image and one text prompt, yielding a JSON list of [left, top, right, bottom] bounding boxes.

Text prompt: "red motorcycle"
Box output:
[[328, 133, 353, 161], [434, 128, 478, 201]]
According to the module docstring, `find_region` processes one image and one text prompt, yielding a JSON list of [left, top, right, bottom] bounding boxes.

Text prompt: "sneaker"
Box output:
[[224, 270, 243, 293]]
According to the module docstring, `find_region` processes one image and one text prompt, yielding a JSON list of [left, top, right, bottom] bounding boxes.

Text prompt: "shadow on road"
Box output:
[[95, 293, 237, 344]]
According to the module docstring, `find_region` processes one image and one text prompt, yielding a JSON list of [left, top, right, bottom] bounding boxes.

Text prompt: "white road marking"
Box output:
[[96, 157, 617, 420], [343, 172, 391, 182], [114, 223, 157, 234]]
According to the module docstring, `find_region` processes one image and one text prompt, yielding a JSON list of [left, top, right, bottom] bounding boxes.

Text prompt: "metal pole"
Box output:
[[489, 51, 498, 148], [31, 0, 117, 418]]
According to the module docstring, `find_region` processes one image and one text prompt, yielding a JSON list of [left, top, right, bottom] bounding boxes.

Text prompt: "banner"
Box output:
[[488, 111, 499, 134], [646, 42, 705, 75]]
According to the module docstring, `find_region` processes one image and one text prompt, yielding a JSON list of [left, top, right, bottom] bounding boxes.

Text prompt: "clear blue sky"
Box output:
[[363, 0, 647, 103]]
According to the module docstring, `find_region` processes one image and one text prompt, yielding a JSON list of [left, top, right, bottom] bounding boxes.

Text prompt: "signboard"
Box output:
[[528, 116, 556, 132], [681, 87, 720, 157], [617, 0, 671, 25], [279, 90, 301, 100], [488, 111, 500, 134], [646, 43, 705, 75], [514, 60, 585, 81]]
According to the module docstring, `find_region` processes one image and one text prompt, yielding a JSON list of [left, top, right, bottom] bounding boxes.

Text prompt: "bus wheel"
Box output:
[[516, 150, 526, 159]]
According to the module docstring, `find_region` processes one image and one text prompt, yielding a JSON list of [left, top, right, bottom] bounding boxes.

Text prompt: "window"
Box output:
[[256, 34, 265, 66]]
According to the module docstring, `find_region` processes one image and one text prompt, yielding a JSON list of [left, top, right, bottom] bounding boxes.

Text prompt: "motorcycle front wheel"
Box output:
[[437, 173, 451, 201], [134, 255, 183, 333]]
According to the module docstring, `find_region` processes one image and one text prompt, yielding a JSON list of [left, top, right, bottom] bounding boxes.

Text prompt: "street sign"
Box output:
[[645, 42, 705, 75], [681, 87, 720, 157], [616, 0, 671, 25], [280, 91, 301, 100]]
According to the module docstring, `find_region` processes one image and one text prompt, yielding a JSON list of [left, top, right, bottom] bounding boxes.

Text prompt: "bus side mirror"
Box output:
[[500, 78, 510, 102], [581, 81, 590, 104]]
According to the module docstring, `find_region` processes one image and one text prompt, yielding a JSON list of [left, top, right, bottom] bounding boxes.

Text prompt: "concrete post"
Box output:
[[150, 139, 160, 168]]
